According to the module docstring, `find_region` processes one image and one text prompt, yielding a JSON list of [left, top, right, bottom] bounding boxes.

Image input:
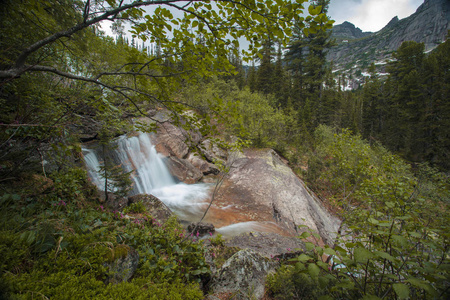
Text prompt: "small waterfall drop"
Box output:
[[82, 133, 211, 220]]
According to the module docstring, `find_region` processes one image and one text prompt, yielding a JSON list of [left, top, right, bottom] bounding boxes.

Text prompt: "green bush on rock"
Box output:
[[268, 126, 449, 299]]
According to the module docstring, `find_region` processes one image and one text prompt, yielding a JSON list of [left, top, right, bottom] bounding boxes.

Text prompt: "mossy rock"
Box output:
[[128, 194, 172, 223], [105, 245, 139, 285]]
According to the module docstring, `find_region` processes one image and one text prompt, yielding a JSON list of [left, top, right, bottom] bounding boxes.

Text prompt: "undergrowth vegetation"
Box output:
[[0, 169, 207, 299], [268, 125, 450, 299], [180, 77, 300, 155]]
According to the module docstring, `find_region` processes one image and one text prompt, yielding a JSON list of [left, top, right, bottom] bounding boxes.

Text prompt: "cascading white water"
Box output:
[[82, 133, 211, 220], [83, 132, 290, 238]]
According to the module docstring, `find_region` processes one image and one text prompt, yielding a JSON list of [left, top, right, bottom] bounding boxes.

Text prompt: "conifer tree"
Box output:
[[285, 0, 334, 129], [273, 43, 290, 108], [362, 63, 385, 141], [247, 63, 258, 93], [256, 39, 275, 95], [385, 41, 426, 158]]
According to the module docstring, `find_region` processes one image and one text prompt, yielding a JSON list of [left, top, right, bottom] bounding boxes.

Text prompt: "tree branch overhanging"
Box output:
[[1, 0, 194, 79]]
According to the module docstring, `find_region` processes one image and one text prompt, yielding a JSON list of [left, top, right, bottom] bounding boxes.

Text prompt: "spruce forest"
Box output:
[[0, 0, 448, 299]]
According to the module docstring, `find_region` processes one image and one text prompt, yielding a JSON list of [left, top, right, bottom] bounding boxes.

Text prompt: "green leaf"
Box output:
[[106, 0, 116, 7], [354, 247, 373, 263], [335, 281, 355, 289], [408, 231, 422, 238], [299, 231, 311, 239], [295, 253, 312, 262], [308, 263, 320, 278], [392, 235, 409, 247], [373, 251, 395, 263], [368, 217, 379, 225], [405, 278, 437, 295], [323, 247, 336, 256], [191, 269, 202, 275], [305, 242, 315, 251], [393, 283, 410, 299]]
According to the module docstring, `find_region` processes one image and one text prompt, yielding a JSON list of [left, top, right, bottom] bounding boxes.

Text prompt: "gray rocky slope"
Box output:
[[327, 0, 449, 71]]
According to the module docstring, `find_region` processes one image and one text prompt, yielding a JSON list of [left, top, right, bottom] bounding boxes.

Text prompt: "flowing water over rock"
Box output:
[[83, 133, 340, 242], [82, 133, 211, 220]]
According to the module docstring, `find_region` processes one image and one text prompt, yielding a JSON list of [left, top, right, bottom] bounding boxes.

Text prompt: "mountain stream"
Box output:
[[82, 133, 287, 237]]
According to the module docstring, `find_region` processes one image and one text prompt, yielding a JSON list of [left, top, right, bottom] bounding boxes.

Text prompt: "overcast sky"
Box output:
[[328, 0, 424, 32]]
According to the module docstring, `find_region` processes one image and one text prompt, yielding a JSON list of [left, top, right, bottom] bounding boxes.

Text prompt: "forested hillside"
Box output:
[[0, 0, 448, 299]]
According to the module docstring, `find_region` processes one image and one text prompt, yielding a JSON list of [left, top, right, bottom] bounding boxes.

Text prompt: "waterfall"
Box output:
[[82, 133, 211, 220]]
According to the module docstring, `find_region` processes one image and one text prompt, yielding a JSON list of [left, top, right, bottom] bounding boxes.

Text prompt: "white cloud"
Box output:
[[349, 0, 417, 31], [329, 0, 424, 32]]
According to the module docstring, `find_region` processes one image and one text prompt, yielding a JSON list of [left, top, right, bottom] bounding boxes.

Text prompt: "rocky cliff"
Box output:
[[328, 0, 449, 74], [331, 21, 372, 41]]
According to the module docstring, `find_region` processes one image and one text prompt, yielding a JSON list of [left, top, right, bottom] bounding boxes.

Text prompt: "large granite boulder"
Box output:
[[143, 111, 220, 182], [219, 149, 341, 245], [208, 249, 277, 300], [152, 121, 190, 159], [151, 113, 202, 160], [165, 155, 203, 184], [187, 153, 220, 175], [200, 139, 227, 164]]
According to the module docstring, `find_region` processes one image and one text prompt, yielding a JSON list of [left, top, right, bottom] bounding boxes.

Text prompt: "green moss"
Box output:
[[0, 177, 207, 299], [109, 244, 131, 262], [123, 201, 147, 214]]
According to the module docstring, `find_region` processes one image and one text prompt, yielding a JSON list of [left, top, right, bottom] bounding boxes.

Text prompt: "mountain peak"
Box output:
[[331, 21, 371, 41], [326, 0, 449, 89], [384, 16, 399, 29]]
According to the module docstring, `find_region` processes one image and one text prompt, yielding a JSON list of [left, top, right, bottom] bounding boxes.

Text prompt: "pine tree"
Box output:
[[421, 37, 450, 169], [247, 62, 257, 93], [256, 39, 275, 95], [385, 41, 425, 158], [273, 43, 289, 107], [362, 63, 385, 141], [285, 0, 334, 128]]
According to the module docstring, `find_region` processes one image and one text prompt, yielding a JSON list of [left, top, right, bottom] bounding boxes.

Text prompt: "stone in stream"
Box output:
[[187, 222, 215, 236]]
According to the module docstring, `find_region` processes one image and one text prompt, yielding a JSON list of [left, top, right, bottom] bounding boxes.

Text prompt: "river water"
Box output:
[[82, 133, 289, 237]]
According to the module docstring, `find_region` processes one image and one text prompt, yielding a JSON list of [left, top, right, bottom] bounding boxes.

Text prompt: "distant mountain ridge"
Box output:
[[331, 21, 372, 41], [327, 0, 449, 75]]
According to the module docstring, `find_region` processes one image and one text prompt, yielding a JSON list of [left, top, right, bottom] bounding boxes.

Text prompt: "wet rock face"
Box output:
[[187, 153, 220, 175], [152, 121, 190, 159], [219, 149, 341, 245], [208, 249, 277, 300], [225, 232, 305, 259], [148, 112, 226, 183], [165, 155, 203, 184], [187, 222, 215, 236], [200, 139, 227, 163]]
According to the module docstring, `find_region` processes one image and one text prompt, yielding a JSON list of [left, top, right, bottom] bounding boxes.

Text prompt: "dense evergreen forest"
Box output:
[[0, 0, 448, 299]]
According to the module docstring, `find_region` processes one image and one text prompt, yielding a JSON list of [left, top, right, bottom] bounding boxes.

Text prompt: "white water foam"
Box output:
[[82, 133, 211, 219], [216, 221, 283, 237]]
